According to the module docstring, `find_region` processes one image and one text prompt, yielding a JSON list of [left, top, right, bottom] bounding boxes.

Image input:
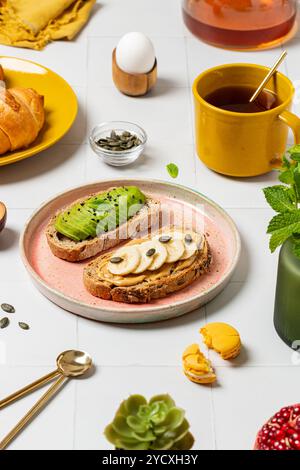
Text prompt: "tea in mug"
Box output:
[[204, 85, 280, 113]]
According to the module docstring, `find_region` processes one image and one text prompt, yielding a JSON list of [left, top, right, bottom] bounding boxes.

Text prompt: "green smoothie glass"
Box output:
[[274, 238, 300, 348]]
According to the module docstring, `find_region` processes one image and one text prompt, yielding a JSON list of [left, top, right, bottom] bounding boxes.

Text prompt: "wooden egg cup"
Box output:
[[0, 201, 7, 233], [112, 49, 157, 97]]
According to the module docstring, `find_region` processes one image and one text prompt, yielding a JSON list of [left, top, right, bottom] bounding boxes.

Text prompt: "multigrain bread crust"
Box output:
[[46, 191, 160, 262], [83, 235, 211, 304]]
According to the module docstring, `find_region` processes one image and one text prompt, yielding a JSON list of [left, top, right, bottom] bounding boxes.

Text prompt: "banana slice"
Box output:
[[132, 241, 157, 274], [180, 231, 203, 260], [165, 238, 185, 263], [155, 230, 202, 261], [155, 232, 184, 263], [147, 240, 168, 271], [108, 246, 141, 275]]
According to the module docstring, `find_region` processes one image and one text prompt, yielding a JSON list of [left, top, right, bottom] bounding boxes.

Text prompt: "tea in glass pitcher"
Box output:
[[182, 0, 297, 49]]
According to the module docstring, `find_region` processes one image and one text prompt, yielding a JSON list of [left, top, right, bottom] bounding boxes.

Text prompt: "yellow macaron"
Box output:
[[182, 344, 216, 385], [200, 322, 241, 360]]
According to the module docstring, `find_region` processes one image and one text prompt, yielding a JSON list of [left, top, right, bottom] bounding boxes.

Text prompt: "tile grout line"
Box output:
[[84, 38, 91, 181], [72, 315, 79, 450], [210, 385, 218, 450], [1, 363, 297, 369], [203, 299, 218, 449], [183, 35, 198, 187]]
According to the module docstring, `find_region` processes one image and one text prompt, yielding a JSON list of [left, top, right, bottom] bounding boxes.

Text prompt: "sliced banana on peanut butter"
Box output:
[[132, 241, 157, 274], [178, 230, 203, 260], [108, 246, 141, 276], [165, 238, 185, 263], [147, 240, 168, 271], [155, 230, 202, 263], [107, 230, 203, 276]]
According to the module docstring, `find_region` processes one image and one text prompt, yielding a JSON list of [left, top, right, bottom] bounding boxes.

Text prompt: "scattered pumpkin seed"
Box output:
[[110, 256, 124, 264], [1, 303, 15, 313], [96, 130, 142, 152], [159, 235, 172, 243], [0, 317, 9, 329], [18, 322, 30, 330], [146, 248, 156, 257], [184, 234, 193, 244]]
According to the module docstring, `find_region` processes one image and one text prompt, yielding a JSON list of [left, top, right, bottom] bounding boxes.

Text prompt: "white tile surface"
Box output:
[[186, 36, 287, 87], [0, 40, 87, 87], [87, 0, 183, 37], [0, 280, 77, 366], [86, 141, 196, 186], [0, 366, 76, 449], [195, 155, 279, 208], [60, 87, 88, 145], [74, 366, 214, 450], [212, 366, 300, 450], [227, 208, 278, 283], [0, 209, 31, 282], [1, 0, 300, 451], [0, 144, 86, 209], [87, 85, 193, 145], [205, 281, 292, 366], [78, 306, 206, 367]]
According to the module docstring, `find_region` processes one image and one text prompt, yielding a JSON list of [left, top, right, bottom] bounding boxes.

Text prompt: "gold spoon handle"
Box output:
[[0, 374, 66, 450], [0, 369, 60, 410], [249, 50, 287, 103]]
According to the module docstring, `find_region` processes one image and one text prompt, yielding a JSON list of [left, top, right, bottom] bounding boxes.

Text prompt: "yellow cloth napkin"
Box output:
[[0, 0, 95, 50]]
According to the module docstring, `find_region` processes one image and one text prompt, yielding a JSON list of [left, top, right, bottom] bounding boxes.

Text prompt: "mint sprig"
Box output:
[[263, 185, 294, 213], [264, 145, 300, 257]]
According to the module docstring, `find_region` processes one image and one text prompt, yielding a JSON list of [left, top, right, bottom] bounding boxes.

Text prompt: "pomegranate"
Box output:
[[255, 404, 300, 450]]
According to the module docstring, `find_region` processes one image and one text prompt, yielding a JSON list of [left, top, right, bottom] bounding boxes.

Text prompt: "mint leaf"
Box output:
[[279, 168, 294, 185], [288, 144, 300, 162], [166, 163, 179, 179], [289, 144, 300, 152], [282, 154, 291, 169], [263, 185, 294, 213], [293, 164, 300, 196], [267, 211, 300, 252]]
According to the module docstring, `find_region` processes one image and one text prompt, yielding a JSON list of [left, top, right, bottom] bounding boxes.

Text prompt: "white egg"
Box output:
[[116, 32, 156, 75]]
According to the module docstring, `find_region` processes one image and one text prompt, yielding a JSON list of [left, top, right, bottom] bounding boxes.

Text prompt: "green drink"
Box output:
[[274, 238, 300, 348]]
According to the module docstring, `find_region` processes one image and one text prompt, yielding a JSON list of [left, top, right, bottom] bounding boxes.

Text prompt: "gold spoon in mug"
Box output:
[[249, 50, 288, 103], [0, 350, 92, 450]]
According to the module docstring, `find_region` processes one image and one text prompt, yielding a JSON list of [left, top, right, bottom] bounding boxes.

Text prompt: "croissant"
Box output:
[[0, 66, 45, 155]]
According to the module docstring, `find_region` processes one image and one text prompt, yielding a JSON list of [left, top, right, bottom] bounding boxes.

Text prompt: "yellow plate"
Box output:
[[0, 56, 78, 166]]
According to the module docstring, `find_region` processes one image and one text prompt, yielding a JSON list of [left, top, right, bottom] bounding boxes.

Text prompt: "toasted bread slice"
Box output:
[[83, 229, 211, 303], [46, 191, 160, 262]]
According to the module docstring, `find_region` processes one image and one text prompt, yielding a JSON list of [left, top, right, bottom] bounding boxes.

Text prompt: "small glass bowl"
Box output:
[[89, 121, 147, 167]]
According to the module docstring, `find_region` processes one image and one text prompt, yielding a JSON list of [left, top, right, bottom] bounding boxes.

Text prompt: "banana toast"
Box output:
[[83, 228, 211, 303]]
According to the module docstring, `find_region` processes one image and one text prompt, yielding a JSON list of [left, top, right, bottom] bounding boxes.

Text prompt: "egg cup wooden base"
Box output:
[[0, 202, 7, 233], [112, 49, 157, 97]]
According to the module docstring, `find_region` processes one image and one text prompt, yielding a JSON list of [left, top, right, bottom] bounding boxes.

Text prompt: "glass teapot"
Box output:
[[182, 0, 297, 50]]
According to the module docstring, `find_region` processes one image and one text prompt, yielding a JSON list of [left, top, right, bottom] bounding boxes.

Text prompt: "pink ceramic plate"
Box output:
[[20, 179, 241, 323]]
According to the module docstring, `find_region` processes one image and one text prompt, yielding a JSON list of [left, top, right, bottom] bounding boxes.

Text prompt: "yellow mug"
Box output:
[[193, 64, 300, 177]]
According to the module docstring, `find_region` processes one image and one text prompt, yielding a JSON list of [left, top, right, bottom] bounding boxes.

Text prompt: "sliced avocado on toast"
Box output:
[[55, 186, 146, 242]]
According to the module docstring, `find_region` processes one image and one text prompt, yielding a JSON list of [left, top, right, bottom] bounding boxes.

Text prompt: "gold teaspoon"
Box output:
[[249, 50, 287, 103], [0, 350, 92, 450]]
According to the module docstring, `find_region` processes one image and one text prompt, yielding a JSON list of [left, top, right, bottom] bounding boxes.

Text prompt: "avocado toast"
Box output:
[[83, 228, 211, 303], [46, 186, 160, 262]]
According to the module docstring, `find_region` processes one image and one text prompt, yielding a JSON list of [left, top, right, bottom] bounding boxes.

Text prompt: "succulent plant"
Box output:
[[104, 394, 194, 450]]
